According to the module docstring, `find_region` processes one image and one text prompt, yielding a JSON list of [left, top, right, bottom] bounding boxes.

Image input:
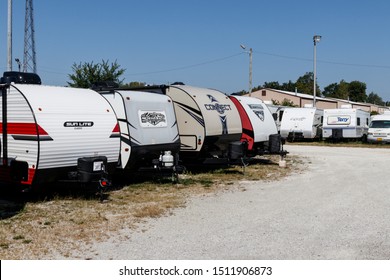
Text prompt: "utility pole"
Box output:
[[7, 0, 13, 71], [249, 47, 252, 96], [23, 0, 37, 73], [313, 35, 321, 107], [240, 45, 253, 96]]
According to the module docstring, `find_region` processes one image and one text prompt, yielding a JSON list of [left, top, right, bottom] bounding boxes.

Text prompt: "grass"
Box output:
[[0, 154, 303, 260]]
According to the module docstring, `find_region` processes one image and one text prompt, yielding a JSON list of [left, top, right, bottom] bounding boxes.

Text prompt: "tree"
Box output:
[[348, 80, 367, 102], [262, 81, 282, 90], [281, 80, 296, 92], [295, 72, 321, 96], [68, 59, 126, 88], [322, 82, 338, 98], [122, 81, 147, 88], [337, 80, 350, 100], [367, 92, 385, 105], [272, 98, 296, 107], [322, 80, 349, 100]]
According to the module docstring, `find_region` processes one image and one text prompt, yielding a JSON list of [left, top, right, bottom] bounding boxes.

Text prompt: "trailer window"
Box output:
[[357, 118, 361, 126], [279, 110, 284, 122]]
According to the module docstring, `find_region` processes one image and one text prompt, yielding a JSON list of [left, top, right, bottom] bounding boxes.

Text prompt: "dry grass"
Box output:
[[0, 154, 304, 259]]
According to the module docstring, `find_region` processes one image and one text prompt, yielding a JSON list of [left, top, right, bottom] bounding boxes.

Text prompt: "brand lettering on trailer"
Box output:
[[327, 115, 351, 125], [140, 112, 166, 126], [338, 117, 349, 122], [204, 94, 231, 133], [204, 95, 232, 114], [64, 122, 94, 128], [290, 117, 306, 121], [249, 104, 265, 121], [204, 103, 232, 114]]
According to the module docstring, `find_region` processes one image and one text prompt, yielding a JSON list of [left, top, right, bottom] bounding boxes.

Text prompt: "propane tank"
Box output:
[[161, 151, 174, 167]]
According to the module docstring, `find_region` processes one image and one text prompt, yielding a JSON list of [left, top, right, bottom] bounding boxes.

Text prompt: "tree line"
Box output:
[[67, 60, 388, 106], [249, 72, 387, 106]]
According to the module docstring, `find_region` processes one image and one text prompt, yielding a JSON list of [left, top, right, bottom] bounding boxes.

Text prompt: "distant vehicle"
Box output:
[[323, 107, 370, 142], [0, 72, 120, 188], [92, 84, 181, 172], [229, 96, 284, 156], [280, 106, 323, 141], [367, 111, 390, 143], [264, 102, 286, 133], [131, 84, 245, 164]]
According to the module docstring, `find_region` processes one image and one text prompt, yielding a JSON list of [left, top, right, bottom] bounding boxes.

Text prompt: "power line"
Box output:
[[10, 48, 390, 80], [253, 50, 390, 70], [127, 52, 244, 76]]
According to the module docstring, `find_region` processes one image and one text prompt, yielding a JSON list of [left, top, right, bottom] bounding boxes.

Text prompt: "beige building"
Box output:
[[249, 88, 389, 113]]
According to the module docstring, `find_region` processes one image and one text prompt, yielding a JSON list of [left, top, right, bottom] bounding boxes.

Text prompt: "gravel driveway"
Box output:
[[73, 145, 390, 260]]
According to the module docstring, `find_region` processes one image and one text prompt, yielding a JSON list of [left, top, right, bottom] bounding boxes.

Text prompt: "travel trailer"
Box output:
[[92, 84, 181, 171], [0, 72, 120, 187], [132, 84, 244, 163], [264, 102, 286, 133], [280, 106, 323, 141], [367, 111, 390, 143], [323, 107, 370, 141], [229, 95, 283, 156]]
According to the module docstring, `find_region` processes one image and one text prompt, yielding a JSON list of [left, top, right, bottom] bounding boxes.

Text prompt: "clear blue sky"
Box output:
[[1, 0, 390, 100]]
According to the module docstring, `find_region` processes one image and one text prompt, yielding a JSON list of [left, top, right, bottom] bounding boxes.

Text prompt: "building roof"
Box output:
[[253, 88, 389, 110]]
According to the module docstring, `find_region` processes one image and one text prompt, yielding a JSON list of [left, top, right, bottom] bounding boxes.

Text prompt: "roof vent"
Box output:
[[1, 71, 41, 85]]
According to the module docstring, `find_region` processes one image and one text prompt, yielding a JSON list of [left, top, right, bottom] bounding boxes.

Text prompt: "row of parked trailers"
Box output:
[[271, 105, 383, 143], [0, 72, 285, 189]]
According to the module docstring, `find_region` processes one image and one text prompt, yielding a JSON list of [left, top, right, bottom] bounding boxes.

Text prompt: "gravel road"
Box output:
[[73, 145, 390, 260]]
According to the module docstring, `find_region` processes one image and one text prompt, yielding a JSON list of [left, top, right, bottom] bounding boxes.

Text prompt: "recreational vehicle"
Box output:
[[92, 85, 181, 171], [322, 107, 369, 141], [264, 103, 286, 133], [367, 111, 390, 143], [0, 72, 120, 187], [132, 84, 244, 163], [280, 107, 323, 141], [229, 95, 283, 156]]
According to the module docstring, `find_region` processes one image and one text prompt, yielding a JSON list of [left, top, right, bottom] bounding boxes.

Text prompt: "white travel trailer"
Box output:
[[229, 95, 283, 156], [264, 102, 286, 133], [280, 107, 323, 141], [367, 111, 390, 143], [0, 72, 120, 187], [135, 84, 244, 163], [323, 107, 370, 141], [94, 85, 181, 171]]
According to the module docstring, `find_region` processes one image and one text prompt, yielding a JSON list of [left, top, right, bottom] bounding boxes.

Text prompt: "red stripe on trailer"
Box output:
[[229, 97, 255, 150], [110, 123, 120, 138], [0, 122, 49, 136], [112, 123, 120, 133]]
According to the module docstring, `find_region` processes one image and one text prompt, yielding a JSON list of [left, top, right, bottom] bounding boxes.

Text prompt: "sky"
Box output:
[[1, 0, 390, 100]]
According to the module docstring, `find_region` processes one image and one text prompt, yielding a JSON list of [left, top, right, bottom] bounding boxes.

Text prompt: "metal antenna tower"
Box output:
[[23, 0, 36, 73]]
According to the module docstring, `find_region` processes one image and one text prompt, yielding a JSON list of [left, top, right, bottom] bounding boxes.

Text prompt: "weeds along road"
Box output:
[[77, 145, 390, 259]]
